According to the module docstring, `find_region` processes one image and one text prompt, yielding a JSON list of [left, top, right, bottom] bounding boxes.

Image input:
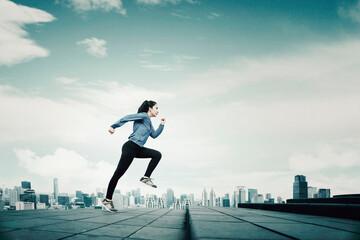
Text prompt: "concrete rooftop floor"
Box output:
[[0, 206, 359, 240]]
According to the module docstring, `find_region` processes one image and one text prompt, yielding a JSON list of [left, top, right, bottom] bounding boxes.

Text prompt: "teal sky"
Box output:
[[1, 0, 360, 200]]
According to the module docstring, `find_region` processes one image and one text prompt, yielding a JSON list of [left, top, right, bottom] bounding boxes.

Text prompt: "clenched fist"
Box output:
[[161, 118, 166, 125], [108, 127, 115, 134]]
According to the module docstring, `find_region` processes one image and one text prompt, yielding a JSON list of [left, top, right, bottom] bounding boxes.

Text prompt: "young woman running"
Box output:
[[102, 100, 166, 213]]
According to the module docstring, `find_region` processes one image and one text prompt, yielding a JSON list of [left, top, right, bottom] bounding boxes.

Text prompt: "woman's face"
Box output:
[[149, 104, 159, 117]]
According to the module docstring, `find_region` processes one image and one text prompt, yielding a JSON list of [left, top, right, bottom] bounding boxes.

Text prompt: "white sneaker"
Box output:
[[140, 177, 157, 188], [101, 199, 117, 213]]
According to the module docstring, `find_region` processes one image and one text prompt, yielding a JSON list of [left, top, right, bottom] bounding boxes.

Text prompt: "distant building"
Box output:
[[21, 181, 31, 189], [318, 189, 330, 198], [53, 178, 59, 203], [236, 186, 246, 204], [209, 188, 216, 207], [248, 189, 258, 203], [201, 188, 208, 206], [257, 194, 264, 203], [265, 193, 271, 200], [83, 196, 92, 207], [40, 194, 50, 206], [166, 188, 175, 208], [293, 175, 308, 199], [265, 198, 275, 204], [76, 191, 83, 199], [189, 193, 195, 205], [20, 189, 36, 209], [37, 203, 46, 209], [16, 201, 34, 210], [112, 193, 123, 209], [222, 197, 230, 207], [308, 186, 317, 198], [180, 194, 188, 203], [58, 196, 70, 206], [9, 189, 18, 207]]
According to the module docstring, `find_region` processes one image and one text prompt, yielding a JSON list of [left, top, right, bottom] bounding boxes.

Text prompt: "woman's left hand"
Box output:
[[161, 118, 166, 125]]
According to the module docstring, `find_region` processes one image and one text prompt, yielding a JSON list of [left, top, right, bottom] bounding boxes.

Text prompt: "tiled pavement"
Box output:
[[0, 206, 359, 240], [189, 206, 360, 240], [0, 208, 186, 240]]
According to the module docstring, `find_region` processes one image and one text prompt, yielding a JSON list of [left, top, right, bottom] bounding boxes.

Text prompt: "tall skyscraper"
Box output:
[[40, 194, 50, 206], [9, 189, 18, 207], [53, 178, 59, 203], [21, 181, 31, 189], [293, 175, 308, 199], [248, 189, 258, 203], [201, 188, 208, 206], [236, 186, 246, 204], [308, 186, 317, 198], [20, 189, 37, 209], [180, 194, 188, 203], [318, 189, 330, 198], [209, 188, 216, 207], [189, 193, 195, 205], [76, 191, 83, 199], [166, 188, 174, 208]]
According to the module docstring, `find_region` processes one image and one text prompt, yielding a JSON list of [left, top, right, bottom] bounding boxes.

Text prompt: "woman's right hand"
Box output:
[[108, 127, 115, 134]]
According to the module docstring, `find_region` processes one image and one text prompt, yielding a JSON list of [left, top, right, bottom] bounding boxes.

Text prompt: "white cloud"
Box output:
[[136, 0, 182, 5], [208, 12, 220, 19], [77, 37, 107, 58], [289, 139, 360, 172], [139, 49, 164, 56], [67, 0, 126, 15], [180, 39, 360, 98], [55, 77, 78, 84], [138, 54, 199, 71], [171, 12, 190, 19], [15, 147, 116, 193], [0, 82, 174, 143], [0, 0, 55, 66], [338, 1, 360, 23]]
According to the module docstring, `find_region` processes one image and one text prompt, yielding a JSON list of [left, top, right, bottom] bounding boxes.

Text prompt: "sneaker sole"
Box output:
[[140, 181, 157, 188], [101, 201, 117, 213]]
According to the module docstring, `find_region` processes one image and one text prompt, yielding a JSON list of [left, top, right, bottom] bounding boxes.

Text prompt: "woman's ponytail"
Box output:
[[137, 100, 157, 113]]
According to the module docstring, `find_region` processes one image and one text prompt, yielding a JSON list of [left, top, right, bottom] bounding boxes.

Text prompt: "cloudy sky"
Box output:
[[1, 0, 360, 201]]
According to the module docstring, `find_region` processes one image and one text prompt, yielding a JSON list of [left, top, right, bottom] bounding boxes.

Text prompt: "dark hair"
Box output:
[[137, 100, 157, 113]]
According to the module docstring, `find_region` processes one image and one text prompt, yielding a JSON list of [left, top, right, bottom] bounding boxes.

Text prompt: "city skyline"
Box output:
[[1, 0, 360, 200]]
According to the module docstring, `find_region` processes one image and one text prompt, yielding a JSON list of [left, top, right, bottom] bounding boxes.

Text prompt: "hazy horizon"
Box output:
[[1, 0, 360, 201]]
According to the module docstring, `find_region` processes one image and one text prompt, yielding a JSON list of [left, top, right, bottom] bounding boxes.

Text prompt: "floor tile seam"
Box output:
[[212, 207, 360, 233], [57, 209, 161, 240], [0, 228, 19, 234], [205, 207, 299, 240], [123, 209, 177, 239], [232, 211, 360, 234], [0, 227, 77, 236]]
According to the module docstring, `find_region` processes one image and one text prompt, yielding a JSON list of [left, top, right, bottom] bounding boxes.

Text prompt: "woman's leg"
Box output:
[[135, 147, 162, 177], [105, 141, 139, 199]]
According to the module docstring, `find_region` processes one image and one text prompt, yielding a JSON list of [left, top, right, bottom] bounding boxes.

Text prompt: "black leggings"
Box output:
[[106, 140, 162, 199]]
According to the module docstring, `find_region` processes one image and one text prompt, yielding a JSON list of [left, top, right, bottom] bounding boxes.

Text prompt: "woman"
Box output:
[[102, 100, 166, 213]]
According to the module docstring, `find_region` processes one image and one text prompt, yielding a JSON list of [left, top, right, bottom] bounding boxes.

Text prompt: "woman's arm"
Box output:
[[150, 118, 166, 138], [109, 112, 147, 134]]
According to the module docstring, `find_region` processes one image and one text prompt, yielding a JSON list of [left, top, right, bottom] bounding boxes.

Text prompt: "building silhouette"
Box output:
[[39, 194, 50, 207], [53, 178, 59, 203], [20, 189, 36, 209], [209, 188, 216, 207], [201, 188, 208, 206], [318, 188, 331, 198], [248, 189, 258, 203], [166, 188, 174, 208], [21, 181, 31, 189], [293, 175, 308, 199]]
